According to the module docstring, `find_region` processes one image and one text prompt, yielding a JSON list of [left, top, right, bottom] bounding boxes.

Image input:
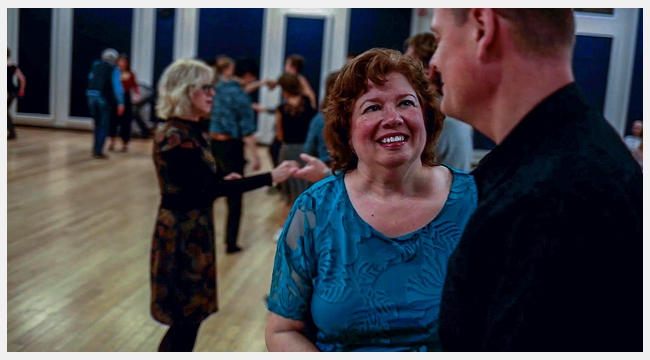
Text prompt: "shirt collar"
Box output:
[[471, 82, 591, 197]]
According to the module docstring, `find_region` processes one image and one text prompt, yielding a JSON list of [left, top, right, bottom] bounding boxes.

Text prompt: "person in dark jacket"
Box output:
[[150, 58, 298, 352], [86, 48, 124, 159], [430, 9, 642, 351]]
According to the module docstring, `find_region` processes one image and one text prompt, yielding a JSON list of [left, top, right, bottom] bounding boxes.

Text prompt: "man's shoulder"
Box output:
[[217, 80, 243, 91], [216, 81, 248, 101]]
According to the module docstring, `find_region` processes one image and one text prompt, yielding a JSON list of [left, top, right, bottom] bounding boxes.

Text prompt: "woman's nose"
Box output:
[[382, 106, 403, 126]]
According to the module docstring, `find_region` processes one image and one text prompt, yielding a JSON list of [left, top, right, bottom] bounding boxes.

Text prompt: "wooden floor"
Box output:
[[6, 126, 287, 352]]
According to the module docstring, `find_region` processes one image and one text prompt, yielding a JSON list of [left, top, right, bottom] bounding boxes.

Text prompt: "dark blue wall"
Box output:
[[626, 9, 643, 135], [70, 8, 133, 117], [348, 8, 412, 56], [573, 35, 612, 114], [17, 9, 52, 115], [284, 16, 325, 103], [473, 34, 615, 150], [197, 8, 264, 106], [197, 8, 264, 66], [151, 9, 175, 122], [153, 9, 175, 91]]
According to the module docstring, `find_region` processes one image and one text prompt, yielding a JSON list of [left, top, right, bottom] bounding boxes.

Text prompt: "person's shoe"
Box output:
[[226, 245, 243, 254], [92, 153, 109, 159], [108, 143, 116, 151]]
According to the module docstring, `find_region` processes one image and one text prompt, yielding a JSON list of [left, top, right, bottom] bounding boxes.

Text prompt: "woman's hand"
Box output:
[[293, 154, 330, 182], [271, 161, 299, 184], [265, 79, 278, 89], [223, 172, 243, 180], [252, 103, 267, 113]]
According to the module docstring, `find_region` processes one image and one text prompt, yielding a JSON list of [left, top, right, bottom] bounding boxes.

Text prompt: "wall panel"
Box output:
[[284, 16, 325, 102], [573, 35, 612, 113], [17, 9, 52, 115], [348, 8, 411, 56], [625, 9, 643, 135], [69, 8, 133, 118], [153, 8, 175, 94]]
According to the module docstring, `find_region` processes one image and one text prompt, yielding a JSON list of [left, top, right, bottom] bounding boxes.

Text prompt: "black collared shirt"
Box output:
[[439, 83, 643, 351]]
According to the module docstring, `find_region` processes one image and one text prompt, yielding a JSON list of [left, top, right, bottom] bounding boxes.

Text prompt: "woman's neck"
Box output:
[[348, 161, 432, 199]]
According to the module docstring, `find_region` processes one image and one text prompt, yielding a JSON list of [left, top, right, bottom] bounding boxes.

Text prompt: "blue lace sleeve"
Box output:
[[267, 196, 317, 321]]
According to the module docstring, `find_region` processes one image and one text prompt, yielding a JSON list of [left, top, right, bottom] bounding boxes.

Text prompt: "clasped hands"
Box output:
[[223, 153, 330, 184]]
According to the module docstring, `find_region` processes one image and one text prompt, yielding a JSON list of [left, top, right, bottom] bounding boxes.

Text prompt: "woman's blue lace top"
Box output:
[[268, 167, 478, 351]]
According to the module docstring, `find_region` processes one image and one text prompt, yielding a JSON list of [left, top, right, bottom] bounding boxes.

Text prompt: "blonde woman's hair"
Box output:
[[155, 59, 214, 120]]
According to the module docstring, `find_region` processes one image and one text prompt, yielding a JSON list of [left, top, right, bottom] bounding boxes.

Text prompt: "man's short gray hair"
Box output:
[[101, 48, 119, 63]]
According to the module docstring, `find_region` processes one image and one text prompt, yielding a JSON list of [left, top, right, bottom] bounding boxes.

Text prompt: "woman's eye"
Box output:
[[363, 104, 380, 113], [400, 100, 416, 107]]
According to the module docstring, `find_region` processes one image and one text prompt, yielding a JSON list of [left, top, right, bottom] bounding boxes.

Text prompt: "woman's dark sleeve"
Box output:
[[163, 147, 272, 202]]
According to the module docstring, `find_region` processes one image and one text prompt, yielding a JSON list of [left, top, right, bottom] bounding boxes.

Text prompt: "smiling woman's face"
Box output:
[[349, 72, 426, 171]]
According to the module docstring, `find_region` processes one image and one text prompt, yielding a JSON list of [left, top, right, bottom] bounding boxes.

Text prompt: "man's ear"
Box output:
[[470, 8, 498, 63]]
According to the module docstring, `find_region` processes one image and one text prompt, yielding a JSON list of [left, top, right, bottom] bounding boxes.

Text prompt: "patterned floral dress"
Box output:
[[267, 167, 478, 351], [151, 118, 272, 325]]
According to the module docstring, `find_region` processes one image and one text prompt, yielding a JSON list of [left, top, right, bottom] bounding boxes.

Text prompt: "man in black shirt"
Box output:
[[430, 9, 642, 351]]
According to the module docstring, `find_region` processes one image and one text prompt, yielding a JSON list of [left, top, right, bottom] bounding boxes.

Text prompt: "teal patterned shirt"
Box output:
[[208, 79, 256, 138], [268, 166, 478, 351]]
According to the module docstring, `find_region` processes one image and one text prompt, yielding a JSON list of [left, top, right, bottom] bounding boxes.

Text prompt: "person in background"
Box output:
[[234, 57, 265, 99], [209, 55, 262, 254], [150, 58, 298, 352], [266, 54, 317, 109], [256, 54, 319, 173], [108, 54, 140, 152], [86, 48, 124, 159], [271, 72, 317, 241], [624, 120, 642, 151], [7, 47, 26, 140], [631, 129, 642, 169], [404, 32, 474, 171], [265, 48, 477, 351], [430, 8, 642, 351], [302, 70, 340, 166]]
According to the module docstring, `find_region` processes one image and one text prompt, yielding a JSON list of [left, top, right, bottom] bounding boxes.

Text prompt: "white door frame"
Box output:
[[255, 8, 349, 144], [574, 9, 639, 135]]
